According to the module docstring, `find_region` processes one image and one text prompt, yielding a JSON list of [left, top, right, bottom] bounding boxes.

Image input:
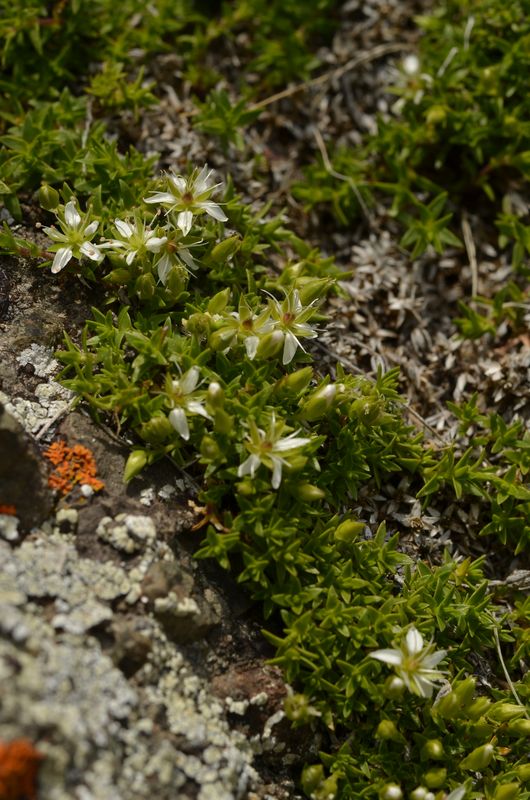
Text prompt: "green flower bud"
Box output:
[[275, 367, 313, 395], [375, 720, 402, 742], [454, 677, 476, 708], [139, 415, 173, 444], [493, 783, 521, 800], [284, 693, 319, 724], [466, 696, 492, 720], [236, 480, 254, 496], [379, 783, 403, 800], [38, 184, 60, 210], [334, 519, 365, 543], [435, 691, 460, 720], [314, 774, 338, 800], [421, 739, 444, 761], [213, 408, 234, 435], [256, 330, 284, 359], [487, 703, 525, 723], [425, 105, 447, 125], [422, 768, 446, 789], [209, 328, 233, 351], [104, 268, 132, 285], [297, 277, 334, 305], [292, 483, 326, 502], [459, 743, 495, 771], [206, 381, 224, 412], [301, 765, 325, 796], [507, 718, 530, 737], [514, 763, 530, 782], [300, 384, 337, 422], [207, 287, 231, 314], [349, 396, 385, 426], [185, 312, 212, 336], [209, 235, 240, 264], [383, 675, 406, 700], [123, 450, 148, 482], [164, 265, 188, 297], [200, 435, 221, 461], [135, 272, 156, 300], [409, 787, 430, 800]]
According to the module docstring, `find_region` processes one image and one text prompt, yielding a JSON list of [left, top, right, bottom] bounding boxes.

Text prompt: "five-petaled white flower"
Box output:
[[144, 164, 228, 235], [104, 217, 167, 266], [267, 289, 319, 365], [166, 367, 211, 441], [238, 413, 312, 489], [215, 299, 274, 359], [370, 627, 447, 698], [43, 199, 103, 274]]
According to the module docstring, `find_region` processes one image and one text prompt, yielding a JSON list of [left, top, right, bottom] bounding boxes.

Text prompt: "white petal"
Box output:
[[271, 458, 283, 490], [157, 254, 172, 285], [145, 236, 167, 253], [170, 174, 187, 193], [186, 400, 211, 420], [115, 219, 133, 238], [413, 676, 435, 698], [422, 650, 447, 668], [64, 200, 81, 228], [80, 242, 104, 263], [370, 649, 403, 666], [51, 247, 73, 274], [179, 366, 200, 394], [194, 165, 212, 194], [282, 332, 299, 365], [125, 250, 137, 266], [244, 336, 259, 360], [84, 220, 99, 237], [238, 453, 260, 479], [446, 787, 466, 800], [177, 210, 193, 236], [200, 202, 228, 222], [168, 407, 189, 440], [178, 248, 196, 270], [406, 627, 424, 655], [43, 225, 66, 242], [274, 435, 311, 453], [144, 191, 176, 205]]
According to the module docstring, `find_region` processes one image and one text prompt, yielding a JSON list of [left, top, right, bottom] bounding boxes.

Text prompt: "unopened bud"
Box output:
[[292, 483, 326, 502], [488, 702, 525, 723], [507, 718, 530, 737], [334, 519, 365, 543], [209, 235, 240, 264], [135, 272, 156, 300], [493, 783, 521, 800], [297, 277, 334, 305], [422, 768, 446, 789], [139, 415, 173, 444], [207, 287, 231, 314], [276, 366, 313, 395], [104, 268, 131, 285], [123, 450, 148, 482], [383, 675, 406, 700], [420, 739, 444, 761], [256, 330, 284, 359], [514, 763, 530, 782], [301, 765, 324, 795], [460, 743, 495, 771], [200, 435, 221, 461], [409, 787, 431, 800], [375, 720, 402, 742], [454, 677, 476, 708], [38, 184, 60, 210], [466, 696, 492, 720], [314, 773, 338, 800], [206, 381, 224, 412], [300, 384, 336, 421], [379, 783, 403, 800]]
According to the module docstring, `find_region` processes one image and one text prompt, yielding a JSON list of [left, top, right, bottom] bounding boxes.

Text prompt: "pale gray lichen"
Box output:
[[0, 512, 19, 541], [97, 513, 157, 554]]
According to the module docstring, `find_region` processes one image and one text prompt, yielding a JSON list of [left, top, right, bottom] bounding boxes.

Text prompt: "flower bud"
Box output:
[[209, 328, 233, 351], [466, 696, 491, 720], [459, 743, 495, 771], [164, 265, 188, 297], [375, 720, 402, 742], [379, 783, 403, 800], [206, 381, 225, 412], [301, 765, 325, 796], [297, 277, 334, 305], [235, 480, 254, 496], [420, 739, 444, 761], [207, 288, 231, 314], [383, 675, 406, 700], [284, 693, 319, 724], [507, 718, 530, 737], [213, 408, 234, 435], [334, 519, 365, 543], [422, 768, 446, 789], [256, 330, 284, 359], [514, 763, 530, 782], [314, 774, 338, 800], [349, 396, 385, 426], [291, 483, 326, 502], [185, 312, 212, 336], [300, 384, 336, 422], [276, 367, 313, 395], [124, 450, 148, 482], [139, 415, 173, 444], [454, 677, 476, 708], [492, 783, 521, 800], [426, 105, 447, 126], [487, 703, 525, 723], [209, 235, 240, 264], [409, 787, 431, 800], [434, 690, 460, 720], [38, 184, 60, 210], [200, 435, 221, 461], [135, 273, 156, 300], [104, 268, 132, 285]]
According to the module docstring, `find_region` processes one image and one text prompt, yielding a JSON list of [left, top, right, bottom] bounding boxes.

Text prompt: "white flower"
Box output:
[[213, 299, 274, 358], [144, 164, 228, 233], [267, 289, 318, 365], [166, 367, 210, 441], [43, 198, 103, 274], [370, 627, 447, 698], [104, 217, 167, 266], [238, 413, 312, 489]]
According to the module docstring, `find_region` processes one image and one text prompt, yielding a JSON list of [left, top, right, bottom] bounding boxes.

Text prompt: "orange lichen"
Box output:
[[43, 440, 105, 496], [0, 506, 17, 516], [0, 739, 43, 800]]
